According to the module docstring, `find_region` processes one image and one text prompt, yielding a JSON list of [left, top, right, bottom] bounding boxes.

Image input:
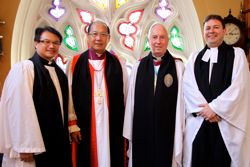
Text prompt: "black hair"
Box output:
[[87, 21, 110, 34], [203, 14, 225, 29], [34, 26, 62, 43]]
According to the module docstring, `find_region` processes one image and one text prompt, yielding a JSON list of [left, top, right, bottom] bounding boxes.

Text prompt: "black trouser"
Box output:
[[192, 121, 231, 167]]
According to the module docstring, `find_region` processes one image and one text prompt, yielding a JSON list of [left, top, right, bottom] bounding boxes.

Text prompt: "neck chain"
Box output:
[[90, 60, 104, 105]]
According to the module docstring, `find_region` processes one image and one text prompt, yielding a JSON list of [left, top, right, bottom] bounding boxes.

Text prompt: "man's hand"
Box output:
[[70, 131, 82, 144], [197, 103, 221, 123], [208, 115, 221, 123], [20, 153, 34, 162]]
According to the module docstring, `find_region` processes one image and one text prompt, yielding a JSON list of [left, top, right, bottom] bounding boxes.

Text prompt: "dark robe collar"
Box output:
[[132, 50, 178, 166], [34, 53, 56, 67], [195, 42, 235, 102]]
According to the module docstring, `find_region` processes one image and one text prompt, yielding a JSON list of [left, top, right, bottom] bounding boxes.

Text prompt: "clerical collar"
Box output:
[[37, 53, 55, 66], [88, 48, 105, 60], [152, 55, 163, 66], [202, 47, 218, 63]]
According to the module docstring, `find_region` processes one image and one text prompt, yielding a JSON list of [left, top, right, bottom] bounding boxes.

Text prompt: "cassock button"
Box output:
[[164, 73, 173, 87]]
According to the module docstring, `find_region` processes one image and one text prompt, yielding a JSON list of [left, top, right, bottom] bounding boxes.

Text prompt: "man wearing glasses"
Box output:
[[67, 20, 128, 167], [0, 26, 72, 167]]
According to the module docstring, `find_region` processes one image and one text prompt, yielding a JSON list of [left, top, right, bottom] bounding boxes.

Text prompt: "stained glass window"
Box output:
[[155, 0, 172, 21], [63, 25, 79, 51], [118, 10, 143, 50], [170, 26, 184, 51], [14, 0, 206, 65], [116, 0, 128, 9], [49, 0, 65, 21]]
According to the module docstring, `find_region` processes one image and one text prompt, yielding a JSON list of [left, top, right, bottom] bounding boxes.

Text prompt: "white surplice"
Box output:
[[183, 47, 250, 167], [0, 60, 64, 167], [123, 59, 185, 167]]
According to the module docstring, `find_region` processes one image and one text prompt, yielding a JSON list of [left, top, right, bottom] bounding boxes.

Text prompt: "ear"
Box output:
[[87, 34, 91, 44], [223, 28, 226, 34], [107, 35, 111, 42], [34, 41, 38, 49]]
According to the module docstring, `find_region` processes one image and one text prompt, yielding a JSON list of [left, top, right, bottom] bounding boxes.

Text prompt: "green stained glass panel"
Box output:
[[63, 25, 79, 51], [170, 26, 184, 51]]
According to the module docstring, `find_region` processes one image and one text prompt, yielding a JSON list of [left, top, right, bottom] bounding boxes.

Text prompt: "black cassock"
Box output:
[[192, 42, 234, 167], [30, 53, 72, 167]]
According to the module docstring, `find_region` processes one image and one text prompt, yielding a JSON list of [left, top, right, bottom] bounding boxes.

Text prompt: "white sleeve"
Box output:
[[118, 58, 129, 104], [122, 62, 139, 165], [209, 47, 250, 131], [0, 60, 45, 156]]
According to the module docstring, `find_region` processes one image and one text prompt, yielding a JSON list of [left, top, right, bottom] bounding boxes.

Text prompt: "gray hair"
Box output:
[[147, 22, 168, 39], [88, 20, 110, 34]]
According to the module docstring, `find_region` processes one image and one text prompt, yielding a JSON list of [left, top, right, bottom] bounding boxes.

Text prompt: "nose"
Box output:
[[156, 37, 161, 43], [209, 28, 215, 33], [95, 34, 101, 40], [48, 43, 56, 47]]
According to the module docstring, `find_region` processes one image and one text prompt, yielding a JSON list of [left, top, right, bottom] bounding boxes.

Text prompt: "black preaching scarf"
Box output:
[[132, 51, 178, 167], [71, 50, 125, 167], [192, 42, 234, 167], [30, 53, 72, 167]]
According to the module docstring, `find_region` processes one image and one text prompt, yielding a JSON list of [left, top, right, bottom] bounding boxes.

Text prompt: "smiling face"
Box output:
[[34, 31, 61, 61], [87, 22, 110, 54], [148, 24, 169, 57], [203, 19, 226, 48]]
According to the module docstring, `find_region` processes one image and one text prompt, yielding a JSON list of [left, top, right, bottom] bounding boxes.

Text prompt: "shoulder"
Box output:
[[70, 54, 83, 72], [232, 47, 248, 69], [72, 54, 82, 62], [173, 57, 184, 73], [174, 57, 183, 63], [174, 57, 183, 64], [11, 60, 34, 72], [233, 47, 246, 57], [106, 51, 125, 68], [139, 55, 149, 62], [106, 51, 120, 61], [232, 47, 247, 64], [186, 50, 203, 64], [4, 60, 34, 90]]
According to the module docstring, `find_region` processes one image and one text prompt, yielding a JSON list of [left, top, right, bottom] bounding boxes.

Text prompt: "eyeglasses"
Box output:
[[39, 39, 61, 46], [88, 32, 109, 38]]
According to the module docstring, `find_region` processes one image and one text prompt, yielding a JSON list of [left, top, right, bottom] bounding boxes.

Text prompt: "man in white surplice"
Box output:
[[0, 26, 72, 167], [183, 14, 250, 167]]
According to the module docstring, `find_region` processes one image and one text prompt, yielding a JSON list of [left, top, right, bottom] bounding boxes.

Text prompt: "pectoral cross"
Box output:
[[95, 88, 103, 104]]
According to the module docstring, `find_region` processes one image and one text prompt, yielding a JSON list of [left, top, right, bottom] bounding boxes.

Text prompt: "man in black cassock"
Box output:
[[0, 26, 72, 167], [67, 20, 128, 167], [123, 23, 185, 167], [183, 14, 250, 167]]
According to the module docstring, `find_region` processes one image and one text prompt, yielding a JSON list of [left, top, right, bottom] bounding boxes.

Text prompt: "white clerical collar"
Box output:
[[202, 47, 218, 63], [152, 55, 163, 61]]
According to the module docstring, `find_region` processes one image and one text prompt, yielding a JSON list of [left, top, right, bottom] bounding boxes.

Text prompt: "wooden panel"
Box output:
[[243, 0, 250, 37], [0, 0, 20, 94], [243, 0, 250, 66]]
